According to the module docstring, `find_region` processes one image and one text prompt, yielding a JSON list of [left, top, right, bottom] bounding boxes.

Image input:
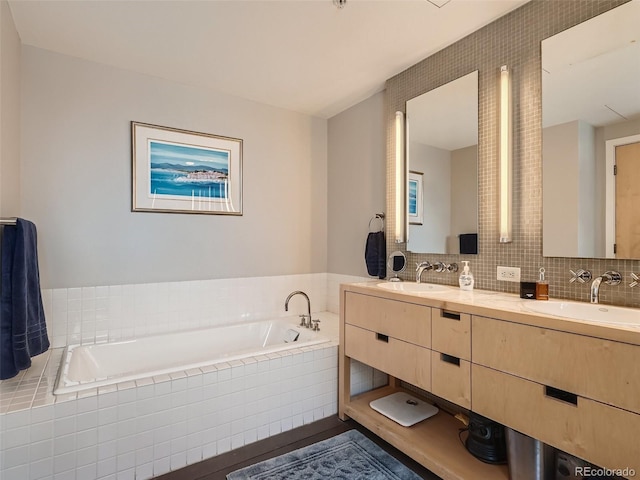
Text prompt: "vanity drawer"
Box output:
[[344, 292, 431, 348], [472, 316, 640, 414], [345, 324, 431, 391], [431, 309, 471, 360], [472, 364, 640, 473], [431, 350, 471, 409]]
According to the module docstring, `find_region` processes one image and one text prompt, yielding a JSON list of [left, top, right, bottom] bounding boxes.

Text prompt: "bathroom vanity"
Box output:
[[338, 282, 640, 480]]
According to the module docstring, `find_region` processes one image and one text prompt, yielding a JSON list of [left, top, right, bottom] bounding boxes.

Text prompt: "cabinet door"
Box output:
[[345, 324, 431, 391], [431, 309, 471, 360], [431, 351, 471, 409], [472, 364, 640, 473], [472, 316, 640, 414], [345, 292, 431, 348]]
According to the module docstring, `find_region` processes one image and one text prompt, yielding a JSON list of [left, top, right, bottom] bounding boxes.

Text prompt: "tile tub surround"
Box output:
[[0, 274, 382, 480], [0, 338, 339, 480], [384, 0, 640, 308], [40, 273, 369, 349]]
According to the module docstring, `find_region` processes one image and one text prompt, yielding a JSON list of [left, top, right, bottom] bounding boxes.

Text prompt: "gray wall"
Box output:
[[21, 47, 328, 288], [0, 0, 21, 217], [327, 91, 385, 277]]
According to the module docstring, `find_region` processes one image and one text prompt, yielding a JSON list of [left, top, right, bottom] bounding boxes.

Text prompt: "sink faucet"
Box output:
[[285, 290, 312, 328], [590, 271, 621, 304], [416, 262, 433, 283]]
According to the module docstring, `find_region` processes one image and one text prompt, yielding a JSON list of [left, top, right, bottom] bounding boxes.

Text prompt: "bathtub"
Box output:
[[54, 316, 330, 395]]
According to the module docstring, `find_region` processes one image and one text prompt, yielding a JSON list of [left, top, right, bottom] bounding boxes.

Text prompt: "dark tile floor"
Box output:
[[156, 416, 441, 480]]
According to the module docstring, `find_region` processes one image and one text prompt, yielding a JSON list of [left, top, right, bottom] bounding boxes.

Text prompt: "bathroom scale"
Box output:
[[369, 392, 439, 427]]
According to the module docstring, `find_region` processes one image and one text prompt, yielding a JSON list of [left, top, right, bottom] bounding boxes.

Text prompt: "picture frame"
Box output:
[[408, 171, 424, 225], [132, 122, 243, 215]]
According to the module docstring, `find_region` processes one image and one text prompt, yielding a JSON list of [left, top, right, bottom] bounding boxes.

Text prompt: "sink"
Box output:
[[377, 282, 451, 293], [522, 300, 640, 326]]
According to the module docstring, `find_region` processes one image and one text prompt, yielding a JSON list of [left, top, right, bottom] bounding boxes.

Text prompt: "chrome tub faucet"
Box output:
[[285, 290, 315, 328]]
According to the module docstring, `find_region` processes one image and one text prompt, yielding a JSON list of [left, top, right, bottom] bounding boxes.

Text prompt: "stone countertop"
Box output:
[[341, 281, 640, 346]]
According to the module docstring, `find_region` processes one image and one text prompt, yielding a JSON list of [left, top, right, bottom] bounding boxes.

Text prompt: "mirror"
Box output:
[[542, 1, 640, 259], [405, 71, 479, 254], [387, 250, 406, 282]]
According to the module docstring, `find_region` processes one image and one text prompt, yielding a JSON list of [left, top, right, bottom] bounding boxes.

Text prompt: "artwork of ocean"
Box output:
[[149, 141, 230, 198]]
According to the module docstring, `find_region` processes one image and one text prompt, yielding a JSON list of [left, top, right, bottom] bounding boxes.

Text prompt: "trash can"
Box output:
[[506, 428, 555, 480]]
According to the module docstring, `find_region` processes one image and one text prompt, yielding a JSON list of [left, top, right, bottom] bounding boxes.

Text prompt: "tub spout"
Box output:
[[285, 290, 312, 328]]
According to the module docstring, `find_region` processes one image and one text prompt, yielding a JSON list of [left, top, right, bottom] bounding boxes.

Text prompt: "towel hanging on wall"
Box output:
[[365, 214, 386, 279], [1, 218, 50, 380]]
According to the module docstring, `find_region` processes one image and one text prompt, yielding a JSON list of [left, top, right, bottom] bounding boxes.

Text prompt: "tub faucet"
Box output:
[[590, 271, 621, 304], [416, 262, 433, 283], [285, 290, 312, 328]]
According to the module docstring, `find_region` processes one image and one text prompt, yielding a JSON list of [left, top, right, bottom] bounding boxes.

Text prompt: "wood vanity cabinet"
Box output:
[[339, 288, 508, 480], [339, 283, 640, 479], [472, 316, 640, 473]]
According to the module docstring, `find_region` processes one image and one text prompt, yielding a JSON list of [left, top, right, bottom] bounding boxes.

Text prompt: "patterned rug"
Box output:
[[226, 429, 423, 480]]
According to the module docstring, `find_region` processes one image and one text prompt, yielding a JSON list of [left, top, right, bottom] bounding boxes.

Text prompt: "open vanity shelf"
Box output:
[[343, 384, 508, 480]]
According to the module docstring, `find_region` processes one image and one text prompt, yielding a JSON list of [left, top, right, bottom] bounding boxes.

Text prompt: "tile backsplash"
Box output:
[[385, 0, 640, 308]]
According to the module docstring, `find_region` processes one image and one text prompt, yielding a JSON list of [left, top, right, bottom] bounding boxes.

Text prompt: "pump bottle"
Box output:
[[459, 261, 475, 291]]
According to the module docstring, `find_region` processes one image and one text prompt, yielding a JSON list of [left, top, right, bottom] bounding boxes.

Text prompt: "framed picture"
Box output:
[[408, 171, 424, 225], [132, 122, 243, 215]]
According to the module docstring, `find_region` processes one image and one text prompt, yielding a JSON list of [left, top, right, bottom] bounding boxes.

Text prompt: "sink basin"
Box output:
[[377, 282, 451, 293], [522, 300, 640, 326]]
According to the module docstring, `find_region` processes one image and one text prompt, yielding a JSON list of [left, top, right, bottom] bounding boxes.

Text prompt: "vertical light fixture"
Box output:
[[499, 65, 512, 243], [395, 111, 406, 243]]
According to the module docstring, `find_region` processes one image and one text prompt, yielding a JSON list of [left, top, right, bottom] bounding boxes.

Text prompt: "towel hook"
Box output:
[[368, 213, 385, 233]]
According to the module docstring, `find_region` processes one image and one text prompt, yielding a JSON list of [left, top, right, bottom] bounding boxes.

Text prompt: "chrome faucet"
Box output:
[[590, 271, 621, 304], [285, 290, 312, 328], [415, 262, 433, 283]]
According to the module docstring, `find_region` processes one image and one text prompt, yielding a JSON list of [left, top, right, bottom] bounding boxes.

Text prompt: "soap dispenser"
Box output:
[[536, 267, 549, 300], [459, 261, 475, 291]]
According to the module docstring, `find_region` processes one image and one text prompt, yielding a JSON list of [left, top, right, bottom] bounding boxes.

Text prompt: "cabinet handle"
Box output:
[[376, 333, 389, 343], [442, 310, 461, 320], [440, 353, 460, 366], [545, 386, 578, 406]]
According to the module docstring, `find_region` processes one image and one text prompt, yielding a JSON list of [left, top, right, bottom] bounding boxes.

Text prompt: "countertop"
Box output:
[[340, 281, 640, 346]]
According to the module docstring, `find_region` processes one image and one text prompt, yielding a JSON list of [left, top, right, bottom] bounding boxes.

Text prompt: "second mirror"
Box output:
[[405, 70, 479, 255]]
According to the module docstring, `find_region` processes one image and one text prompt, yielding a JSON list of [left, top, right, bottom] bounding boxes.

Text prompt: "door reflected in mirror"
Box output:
[[405, 71, 479, 255], [542, 1, 640, 259]]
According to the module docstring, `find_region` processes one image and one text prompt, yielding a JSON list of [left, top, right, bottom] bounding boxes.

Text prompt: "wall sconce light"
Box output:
[[499, 65, 512, 243], [395, 111, 406, 243]]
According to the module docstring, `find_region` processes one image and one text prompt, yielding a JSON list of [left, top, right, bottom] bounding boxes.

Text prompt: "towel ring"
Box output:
[[368, 213, 385, 233]]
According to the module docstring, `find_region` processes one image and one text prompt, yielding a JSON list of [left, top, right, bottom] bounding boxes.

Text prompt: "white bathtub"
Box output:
[[54, 316, 330, 395]]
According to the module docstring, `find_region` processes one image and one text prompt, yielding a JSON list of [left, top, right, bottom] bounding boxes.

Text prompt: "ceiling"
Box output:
[[8, 0, 528, 119], [542, 0, 640, 129]]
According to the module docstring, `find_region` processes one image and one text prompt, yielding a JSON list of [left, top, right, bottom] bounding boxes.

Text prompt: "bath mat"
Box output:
[[226, 429, 422, 480]]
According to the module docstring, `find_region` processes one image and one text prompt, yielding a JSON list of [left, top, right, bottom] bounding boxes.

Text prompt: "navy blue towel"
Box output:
[[365, 231, 386, 279], [1, 218, 49, 380]]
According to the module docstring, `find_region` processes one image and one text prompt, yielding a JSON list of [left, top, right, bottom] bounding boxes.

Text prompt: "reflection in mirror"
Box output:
[[405, 71, 479, 254], [387, 250, 406, 282], [542, 1, 640, 259]]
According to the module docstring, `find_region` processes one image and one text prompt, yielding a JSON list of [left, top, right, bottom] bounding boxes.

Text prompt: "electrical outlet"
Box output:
[[497, 266, 521, 282]]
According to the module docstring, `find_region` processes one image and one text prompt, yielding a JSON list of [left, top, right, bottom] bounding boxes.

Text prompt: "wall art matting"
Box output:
[[132, 122, 243, 215], [408, 170, 423, 225]]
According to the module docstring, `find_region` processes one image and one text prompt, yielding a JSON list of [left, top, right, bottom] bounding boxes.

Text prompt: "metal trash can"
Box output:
[[506, 428, 555, 480]]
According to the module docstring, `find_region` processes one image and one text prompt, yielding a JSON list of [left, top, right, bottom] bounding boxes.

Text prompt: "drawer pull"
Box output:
[[440, 353, 460, 366], [442, 310, 461, 320], [545, 386, 578, 406], [376, 333, 389, 343]]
